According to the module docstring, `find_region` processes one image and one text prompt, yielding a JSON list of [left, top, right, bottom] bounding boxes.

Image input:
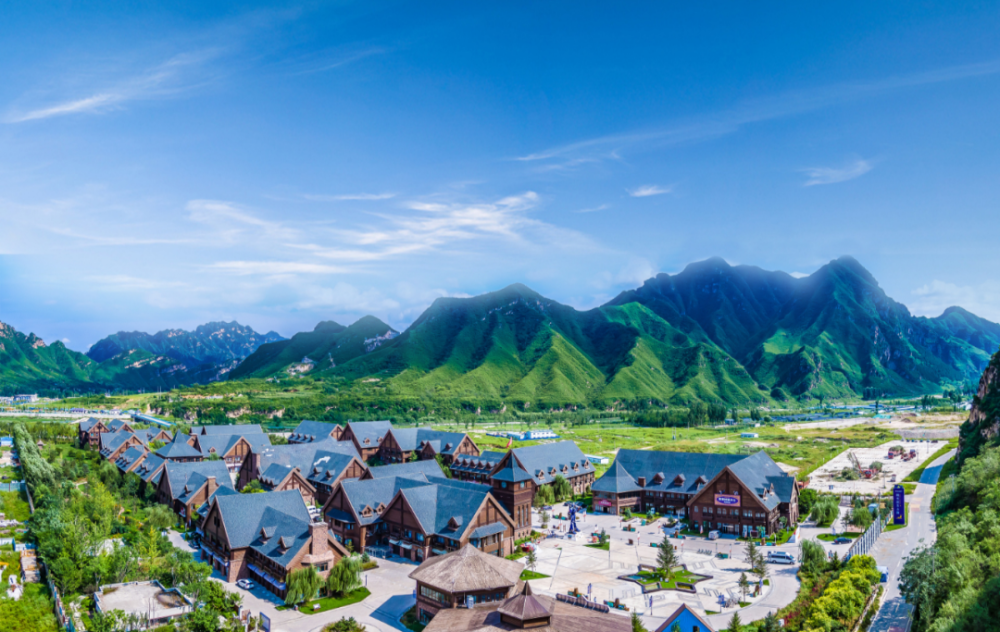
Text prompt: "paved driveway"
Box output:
[[166, 530, 416, 632], [867, 448, 955, 632]]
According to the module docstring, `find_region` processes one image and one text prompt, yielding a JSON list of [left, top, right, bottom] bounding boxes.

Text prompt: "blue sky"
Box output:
[[2, 2, 1000, 351]]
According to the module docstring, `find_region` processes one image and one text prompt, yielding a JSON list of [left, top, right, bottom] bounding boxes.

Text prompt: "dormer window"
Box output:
[[363, 438, 371, 445]]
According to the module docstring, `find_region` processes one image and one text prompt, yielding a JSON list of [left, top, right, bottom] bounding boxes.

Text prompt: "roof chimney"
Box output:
[[637, 477, 646, 488]]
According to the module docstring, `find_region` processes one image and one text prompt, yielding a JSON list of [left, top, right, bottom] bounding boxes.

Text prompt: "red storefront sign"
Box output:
[[714, 494, 741, 507], [595, 499, 613, 507]]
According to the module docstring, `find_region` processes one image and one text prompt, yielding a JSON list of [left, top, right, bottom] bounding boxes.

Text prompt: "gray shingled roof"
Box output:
[[602, 449, 747, 494], [388, 428, 468, 455], [347, 420, 393, 448], [399, 478, 493, 538], [114, 446, 147, 473], [365, 460, 445, 480], [725, 451, 793, 509], [79, 418, 102, 432], [162, 460, 234, 503], [506, 441, 593, 485], [289, 420, 342, 442], [105, 419, 132, 432], [100, 432, 137, 457], [591, 460, 641, 494], [136, 453, 167, 484], [157, 434, 204, 459], [214, 490, 315, 566], [253, 439, 361, 489], [335, 475, 431, 525], [197, 485, 240, 518], [195, 424, 263, 435], [195, 432, 271, 457]]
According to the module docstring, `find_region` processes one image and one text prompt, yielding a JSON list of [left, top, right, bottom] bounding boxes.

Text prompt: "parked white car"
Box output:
[[236, 579, 255, 590], [767, 551, 795, 565]]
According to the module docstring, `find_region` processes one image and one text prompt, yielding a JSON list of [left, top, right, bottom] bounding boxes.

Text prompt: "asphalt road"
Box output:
[[867, 448, 956, 632]]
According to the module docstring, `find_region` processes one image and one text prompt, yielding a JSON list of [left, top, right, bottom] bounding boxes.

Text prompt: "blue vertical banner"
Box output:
[[893, 485, 905, 525]]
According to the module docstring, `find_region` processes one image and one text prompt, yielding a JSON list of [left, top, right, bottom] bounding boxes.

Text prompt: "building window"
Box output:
[[420, 586, 449, 604]]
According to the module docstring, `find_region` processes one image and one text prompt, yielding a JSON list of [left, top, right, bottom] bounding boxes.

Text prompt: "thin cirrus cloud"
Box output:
[[210, 261, 349, 275], [628, 184, 671, 197], [302, 192, 397, 202], [515, 58, 1000, 166], [5, 49, 221, 124], [801, 159, 873, 186], [575, 204, 610, 213]]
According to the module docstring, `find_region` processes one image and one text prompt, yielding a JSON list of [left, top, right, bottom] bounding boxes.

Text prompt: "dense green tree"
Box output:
[[656, 535, 677, 580]]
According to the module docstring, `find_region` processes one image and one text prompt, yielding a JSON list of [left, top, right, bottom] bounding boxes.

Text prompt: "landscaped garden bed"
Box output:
[[618, 565, 711, 593]]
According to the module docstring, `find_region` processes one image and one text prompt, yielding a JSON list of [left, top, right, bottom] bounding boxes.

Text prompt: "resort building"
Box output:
[[378, 427, 480, 464], [287, 420, 344, 444], [450, 442, 595, 539], [422, 581, 630, 632], [340, 420, 393, 461], [322, 474, 516, 561], [198, 489, 348, 598], [154, 428, 271, 473], [358, 459, 446, 481], [155, 460, 235, 527], [190, 424, 264, 435], [408, 544, 523, 623], [591, 450, 798, 536], [99, 428, 172, 461], [237, 438, 365, 504], [114, 446, 150, 475], [135, 453, 168, 492]]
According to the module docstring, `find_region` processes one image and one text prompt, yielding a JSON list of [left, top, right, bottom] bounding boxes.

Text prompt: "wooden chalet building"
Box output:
[[322, 474, 516, 562], [155, 460, 235, 527], [287, 420, 343, 444], [100, 429, 172, 461], [450, 442, 595, 539], [237, 439, 366, 504], [340, 421, 393, 461], [79, 418, 111, 447], [409, 544, 523, 623], [358, 459, 446, 481], [591, 450, 799, 536], [198, 489, 348, 598], [154, 429, 271, 473], [114, 446, 149, 475], [135, 453, 167, 493], [379, 427, 480, 465]]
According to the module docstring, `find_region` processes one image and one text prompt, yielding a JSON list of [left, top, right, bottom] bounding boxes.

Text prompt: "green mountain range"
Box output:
[[4, 257, 999, 404], [0, 320, 283, 394], [235, 256, 1000, 406]]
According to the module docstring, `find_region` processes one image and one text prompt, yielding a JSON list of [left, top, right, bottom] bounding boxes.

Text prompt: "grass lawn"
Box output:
[[903, 440, 959, 483], [886, 503, 910, 532], [0, 491, 31, 522], [400, 606, 426, 632], [817, 532, 862, 542], [901, 483, 918, 495], [520, 570, 549, 580], [632, 568, 709, 590], [585, 542, 609, 551], [276, 588, 370, 614], [506, 551, 527, 560]]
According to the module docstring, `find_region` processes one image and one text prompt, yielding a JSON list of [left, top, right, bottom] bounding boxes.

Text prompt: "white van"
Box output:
[[767, 551, 795, 565], [707, 530, 720, 540]]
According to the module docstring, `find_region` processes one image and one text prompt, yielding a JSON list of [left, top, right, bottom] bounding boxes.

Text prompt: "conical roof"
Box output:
[[408, 543, 523, 593], [497, 581, 554, 624]]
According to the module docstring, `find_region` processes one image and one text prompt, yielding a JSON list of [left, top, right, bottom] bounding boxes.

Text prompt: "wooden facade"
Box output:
[[384, 493, 515, 562], [199, 502, 345, 597], [155, 472, 224, 528], [79, 420, 109, 447], [688, 468, 783, 537], [192, 435, 256, 474]]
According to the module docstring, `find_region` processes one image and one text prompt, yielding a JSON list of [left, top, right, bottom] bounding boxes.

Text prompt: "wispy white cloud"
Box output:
[[302, 192, 397, 202], [575, 204, 610, 213], [286, 46, 390, 76], [801, 159, 873, 186], [628, 184, 671, 197], [210, 261, 349, 275], [516, 59, 1000, 166], [910, 279, 1000, 322], [186, 199, 299, 242], [5, 50, 222, 123]]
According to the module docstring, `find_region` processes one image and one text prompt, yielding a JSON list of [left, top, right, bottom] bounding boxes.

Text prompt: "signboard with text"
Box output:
[[595, 499, 613, 507], [893, 485, 905, 525], [714, 494, 741, 507]]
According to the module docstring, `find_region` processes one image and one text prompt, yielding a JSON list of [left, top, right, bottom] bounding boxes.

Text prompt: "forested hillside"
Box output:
[[898, 347, 1000, 632]]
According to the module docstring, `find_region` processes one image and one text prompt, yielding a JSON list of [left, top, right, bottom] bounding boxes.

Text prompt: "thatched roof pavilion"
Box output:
[[409, 543, 523, 594]]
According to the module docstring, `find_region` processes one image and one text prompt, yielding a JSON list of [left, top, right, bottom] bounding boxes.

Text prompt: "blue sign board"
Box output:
[[893, 485, 905, 525]]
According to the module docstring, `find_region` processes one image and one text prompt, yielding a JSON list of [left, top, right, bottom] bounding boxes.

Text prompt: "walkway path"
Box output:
[[867, 448, 956, 632]]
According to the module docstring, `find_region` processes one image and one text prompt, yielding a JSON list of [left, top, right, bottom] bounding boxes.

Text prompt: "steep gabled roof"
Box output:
[[399, 478, 495, 538], [114, 446, 148, 473], [100, 432, 138, 457], [105, 419, 132, 433], [489, 455, 533, 483], [653, 603, 717, 632], [157, 434, 204, 459], [346, 420, 393, 447], [364, 460, 445, 480], [136, 453, 167, 484], [724, 450, 793, 510], [214, 490, 314, 566], [388, 428, 469, 455], [162, 460, 234, 503], [79, 417, 104, 432], [334, 475, 430, 526], [608, 449, 748, 494], [289, 420, 342, 442], [195, 432, 271, 456], [195, 424, 264, 435], [505, 441, 593, 486]]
